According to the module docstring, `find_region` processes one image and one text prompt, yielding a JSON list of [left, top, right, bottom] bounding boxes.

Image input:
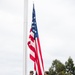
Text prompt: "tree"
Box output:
[[65, 57, 75, 75], [48, 57, 75, 75], [49, 59, 66, 75]]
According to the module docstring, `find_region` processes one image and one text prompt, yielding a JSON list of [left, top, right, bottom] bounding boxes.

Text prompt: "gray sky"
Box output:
[[0, 0, 75, 75], [0, 0, 23, 75]]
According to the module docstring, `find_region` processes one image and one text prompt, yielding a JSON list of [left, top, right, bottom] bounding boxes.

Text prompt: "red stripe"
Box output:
[[30, 54, 35, 62], [37, 38, 44, 71], [29, 35, 34, 42], [27, 41, 35, 52]]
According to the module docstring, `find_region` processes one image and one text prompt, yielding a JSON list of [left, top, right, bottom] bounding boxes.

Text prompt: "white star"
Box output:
[[33, 30, 36, 33]]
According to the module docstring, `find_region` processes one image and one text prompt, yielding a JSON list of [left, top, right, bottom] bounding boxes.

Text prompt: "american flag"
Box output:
[[27, 4, 44, 75]]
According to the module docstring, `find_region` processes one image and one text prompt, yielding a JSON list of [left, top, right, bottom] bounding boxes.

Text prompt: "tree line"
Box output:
[[48, 57, 75, 75]]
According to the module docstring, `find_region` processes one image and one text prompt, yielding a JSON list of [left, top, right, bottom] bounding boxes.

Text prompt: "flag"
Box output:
[[27, 4, 44, 75]]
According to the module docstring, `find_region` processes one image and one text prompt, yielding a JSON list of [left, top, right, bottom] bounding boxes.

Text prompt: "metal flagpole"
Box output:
[[24, 0, 28, 75]]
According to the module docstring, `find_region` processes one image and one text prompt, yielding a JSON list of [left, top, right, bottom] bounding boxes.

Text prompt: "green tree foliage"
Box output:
[[49, 57, 75, 75], [65, 57, 75, 75], [49, 59, 66, 75]]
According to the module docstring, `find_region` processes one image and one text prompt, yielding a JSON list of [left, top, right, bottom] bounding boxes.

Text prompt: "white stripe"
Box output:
[[30, 49, 35, 58], [30, 31, 34, 37], [29, 31, 35, 47]]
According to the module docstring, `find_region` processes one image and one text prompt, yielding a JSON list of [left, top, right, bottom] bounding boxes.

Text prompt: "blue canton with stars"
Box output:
[[31, 4, 39, 39]]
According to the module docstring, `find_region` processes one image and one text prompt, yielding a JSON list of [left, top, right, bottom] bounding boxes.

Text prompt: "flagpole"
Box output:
[[24, 0, 28, 75]]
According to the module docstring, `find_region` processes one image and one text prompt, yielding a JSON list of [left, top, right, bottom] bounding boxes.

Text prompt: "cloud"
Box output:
[[0, 0, 23, 16]]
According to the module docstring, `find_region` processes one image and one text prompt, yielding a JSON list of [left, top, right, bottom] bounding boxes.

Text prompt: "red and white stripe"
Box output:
[[28, 29, 44, 75]]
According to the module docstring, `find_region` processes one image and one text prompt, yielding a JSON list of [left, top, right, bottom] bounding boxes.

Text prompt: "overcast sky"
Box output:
[[0, 0, 75, 75], [0, 0, 23, 75]]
